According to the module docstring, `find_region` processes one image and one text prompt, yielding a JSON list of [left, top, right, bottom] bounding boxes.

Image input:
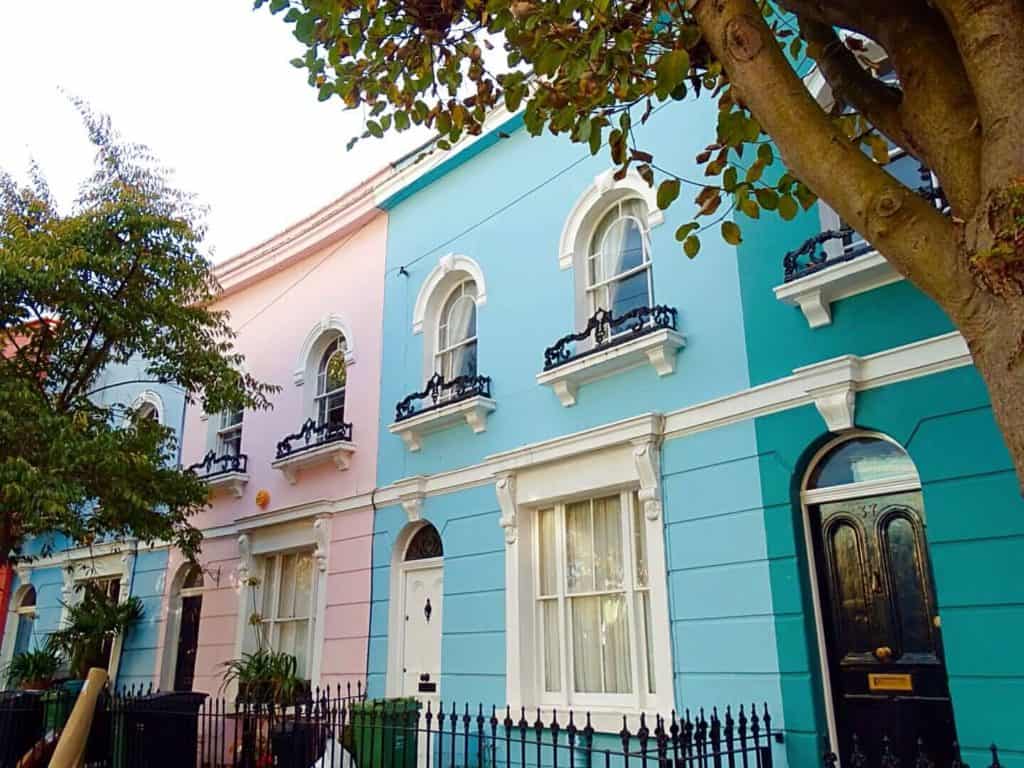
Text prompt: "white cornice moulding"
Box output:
[[271, 440, 357, 484], [537, 329, 685, 406], [388, 395, 496, 452], [773, 251, 903, 328], [205, 471, 249, 499]]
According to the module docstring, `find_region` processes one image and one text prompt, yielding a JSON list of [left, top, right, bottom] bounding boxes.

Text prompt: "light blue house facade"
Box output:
[[365, 98, 1024, 768], [1, 359, 186, 692]]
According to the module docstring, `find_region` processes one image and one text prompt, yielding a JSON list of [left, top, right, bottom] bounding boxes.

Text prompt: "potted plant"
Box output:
[[50, 581, 144, 682], [221, 649, 303, 707], [3, 641, 61, 690]]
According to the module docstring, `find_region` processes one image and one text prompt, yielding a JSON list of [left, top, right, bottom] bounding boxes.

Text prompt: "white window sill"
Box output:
[[774, 250, 902, 328], [536, 328, 685, 407], [271, 440, 356, 484], [388, 395, 496, 452], [204, 472, 249, 499]]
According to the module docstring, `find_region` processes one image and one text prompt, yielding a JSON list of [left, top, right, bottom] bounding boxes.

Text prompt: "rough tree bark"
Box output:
[[693, 0, 1024, 489]]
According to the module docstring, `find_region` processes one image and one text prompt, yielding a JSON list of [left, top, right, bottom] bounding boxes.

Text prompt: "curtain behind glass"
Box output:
[[442, 295, 477, 379]]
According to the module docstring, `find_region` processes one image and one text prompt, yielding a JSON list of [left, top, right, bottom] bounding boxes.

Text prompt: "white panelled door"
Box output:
[[401, 564, 443, 698]]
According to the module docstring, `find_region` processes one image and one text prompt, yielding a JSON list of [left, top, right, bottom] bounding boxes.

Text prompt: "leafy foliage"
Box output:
[[49, 580, 144, 679], [0, 101, 278, 566], [221, 649, 303, 704], [255, 0, 830, 252], [3, 640, 62, 689]]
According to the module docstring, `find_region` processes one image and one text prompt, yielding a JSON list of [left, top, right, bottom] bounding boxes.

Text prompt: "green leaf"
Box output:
[[657, 178, 681, 210], [675, 222, 699, 241], [655, 49, 690, 98], [755, 188, 779, 210], [723, 166, 738, 192], [757, 143, 774, 165], [683, 235, 701, 258], [721, 220, 742, 245], [366, 120, 384, 138], [778, 194, 798, 220]]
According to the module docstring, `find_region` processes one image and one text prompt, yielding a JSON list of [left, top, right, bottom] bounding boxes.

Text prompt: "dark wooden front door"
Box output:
[[810, 491, 956, 765], [173, 595, 202, 692]]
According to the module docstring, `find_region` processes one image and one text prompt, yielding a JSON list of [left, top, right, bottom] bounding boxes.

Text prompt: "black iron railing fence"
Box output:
[[823, 733, 1006, 768], [276, 417, 354, 460], [0, 684, 777, 768], [543, 305, 678, 371], [395, 372, 492, 422], [186, 449, 248, 477]]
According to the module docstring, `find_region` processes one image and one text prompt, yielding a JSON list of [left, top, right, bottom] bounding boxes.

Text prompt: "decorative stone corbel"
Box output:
[[237, 533, 253, 588], [119, 538, 138, 602], [495, 474, 518, 545], [313, 515, 331, 573], [396, 476, 428, 522], [632, 439, 663, 521], [810, 382, 857, 432], [551, 380, 578, 408]]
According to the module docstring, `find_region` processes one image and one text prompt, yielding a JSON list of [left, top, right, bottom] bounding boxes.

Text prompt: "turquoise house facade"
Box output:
[[364, 98, 1023, 768], [0, 359, 186, 692]]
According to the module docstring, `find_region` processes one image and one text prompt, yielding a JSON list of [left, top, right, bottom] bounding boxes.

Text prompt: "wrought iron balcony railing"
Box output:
[[275, 418, 354, 461], [395, 373, 492, 422], [783, 174, 947, 283], [186, 450, 248, 477], [543, 304, 679, 371]]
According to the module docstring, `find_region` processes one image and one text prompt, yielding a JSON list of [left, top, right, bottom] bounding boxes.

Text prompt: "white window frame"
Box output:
[[315, 335, 349, 427], [532, 491, 656, 711], [255, 549, 317, 680], [217, 408, 244, 457], [585, 203, 654, 319], [434, 279, 478, 382]]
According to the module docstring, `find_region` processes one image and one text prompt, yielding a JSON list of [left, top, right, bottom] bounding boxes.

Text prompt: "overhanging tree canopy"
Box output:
[[0, 103, 277, 566], [259, 0, 1024, 489]]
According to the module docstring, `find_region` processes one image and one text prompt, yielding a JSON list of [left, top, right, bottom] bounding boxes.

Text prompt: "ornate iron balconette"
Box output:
[[275, 418, 353, 461], [395, 372, 492, 422], [186, 450, 248, 477], [543, 304, 679, 371], [783, 175, 947, 283]]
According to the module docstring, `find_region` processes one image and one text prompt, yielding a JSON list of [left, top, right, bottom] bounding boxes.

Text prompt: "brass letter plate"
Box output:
[[868, 673, 913, 692]]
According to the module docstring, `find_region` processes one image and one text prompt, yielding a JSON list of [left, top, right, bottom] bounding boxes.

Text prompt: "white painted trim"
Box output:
[[797, 430, 922, 762], [293, 314, 358, 387], [0, 582, 38, 675], [537, 329, 685, 407], [272, 440, 357, 484], [159, 561, 206, 691], [205, 472, 249, 499], [774, 251, 903, 328], [411, 254, 488, 336], [388, 395, 496, 452], [384, 521, 443, 698], [558, 168, 665, 271], [663, 332, 971, 439], [130, 390, 165, 424]]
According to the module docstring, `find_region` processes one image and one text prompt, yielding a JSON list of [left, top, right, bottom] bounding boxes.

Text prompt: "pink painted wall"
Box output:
[[160, 205, 389, 695]]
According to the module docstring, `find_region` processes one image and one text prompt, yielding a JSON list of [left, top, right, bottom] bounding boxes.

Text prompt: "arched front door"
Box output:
[[399, 524, 444, 698], [803, 434, 956, 766], [172, 565, 204, 692]]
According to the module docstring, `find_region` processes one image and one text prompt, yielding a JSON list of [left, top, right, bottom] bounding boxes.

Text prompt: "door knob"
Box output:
[[874, 646, 894, 662]]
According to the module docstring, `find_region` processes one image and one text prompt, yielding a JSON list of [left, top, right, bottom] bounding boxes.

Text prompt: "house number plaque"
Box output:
[[868, 673, 913, 692]]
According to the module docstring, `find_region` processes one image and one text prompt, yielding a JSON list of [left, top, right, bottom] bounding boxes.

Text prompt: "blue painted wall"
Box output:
[[4, 358, 184, 689], [370, 98, 787, 741]]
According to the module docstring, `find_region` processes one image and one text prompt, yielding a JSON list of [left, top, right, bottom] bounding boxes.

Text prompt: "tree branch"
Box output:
[[797, 18, 911, 147], [933, 0, 1024, 192], [692, 0, 977, 318]]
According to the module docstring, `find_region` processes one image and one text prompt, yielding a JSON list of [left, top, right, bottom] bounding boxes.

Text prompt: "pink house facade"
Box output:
[[156, 172, 391, 696]]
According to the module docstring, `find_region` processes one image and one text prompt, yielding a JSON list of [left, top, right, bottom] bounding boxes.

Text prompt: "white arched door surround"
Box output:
[[799, 430, 956, 765], [160, 563, 205, 692], [385, 521, 445, 699], [1, 581, 37, 672]]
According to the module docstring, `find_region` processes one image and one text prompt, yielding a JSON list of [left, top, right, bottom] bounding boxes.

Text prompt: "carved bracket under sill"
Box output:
[[774, 251, 902, 328], [271, 441, 356, 484], [204, 472, 249, 499], [388, 395, 496, 452], [536, 328, 685, 407]]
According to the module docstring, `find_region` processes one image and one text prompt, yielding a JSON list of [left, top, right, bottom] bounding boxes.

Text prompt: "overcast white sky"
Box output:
[[0, 1, 428, 261]]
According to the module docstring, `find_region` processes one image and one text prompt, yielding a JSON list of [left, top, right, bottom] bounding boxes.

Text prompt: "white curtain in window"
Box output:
[[597, 199, 646, 284], [443, 296, 477, 379]]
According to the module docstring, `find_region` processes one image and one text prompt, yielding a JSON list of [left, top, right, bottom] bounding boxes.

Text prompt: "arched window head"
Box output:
[[16, 585, 36, 611], [436, 280, 478, 381], [405, 524, 444, 561], [316, 333, 348, 428], [181, 565, 204, 591], [587, 199, 652, 317], [137, 402, 160, 422], [808, 436, 918, 490], [13, 585, 37, 656]]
